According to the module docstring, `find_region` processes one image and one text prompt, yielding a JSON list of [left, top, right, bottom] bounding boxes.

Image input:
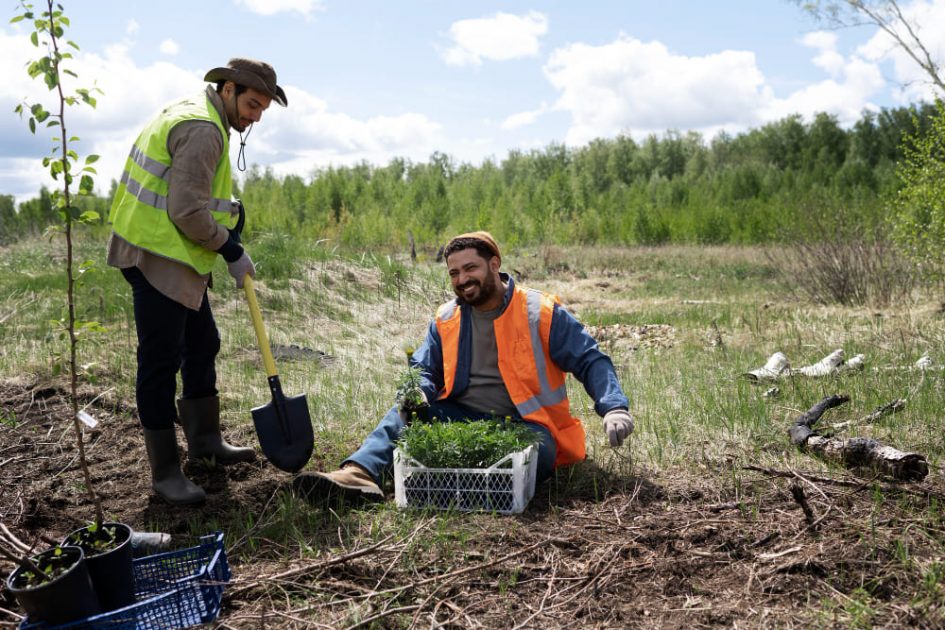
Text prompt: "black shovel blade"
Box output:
[[252, 393, 314, 473]]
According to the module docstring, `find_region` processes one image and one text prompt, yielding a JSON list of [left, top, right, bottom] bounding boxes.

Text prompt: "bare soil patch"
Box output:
[[1, 379, 944, 628]]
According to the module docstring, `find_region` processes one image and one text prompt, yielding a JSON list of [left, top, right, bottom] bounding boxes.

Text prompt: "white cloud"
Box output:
[[234, 0, 322, 17], [856, 0, 945, 103], [754, 29, 887, 124], [761, 56, 884, 124], [159, 39, 179, 56], [542, 31, 891, 146], [543, 36, 771, 145], [801, 31, 846, 76], [501, 103, 548, 130], [0, 27, 442, 201], [126, 19, 139, 36], [443, 11, 548, 67], [251, 87, 444, 172]]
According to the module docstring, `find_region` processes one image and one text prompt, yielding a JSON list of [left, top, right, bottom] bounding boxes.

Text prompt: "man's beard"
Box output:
[[454, 272, 498, 306], [225, 92, 247, 132]]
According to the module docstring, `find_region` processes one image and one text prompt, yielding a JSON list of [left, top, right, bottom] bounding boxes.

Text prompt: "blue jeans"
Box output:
[[344, 400, 557, 486]]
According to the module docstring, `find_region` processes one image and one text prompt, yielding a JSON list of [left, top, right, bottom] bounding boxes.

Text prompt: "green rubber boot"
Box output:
[[143, 428, 206, 506], [177, 395, 256, 465]]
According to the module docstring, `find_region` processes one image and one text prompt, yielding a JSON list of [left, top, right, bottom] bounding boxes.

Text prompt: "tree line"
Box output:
[[1, 102, 939, 249]]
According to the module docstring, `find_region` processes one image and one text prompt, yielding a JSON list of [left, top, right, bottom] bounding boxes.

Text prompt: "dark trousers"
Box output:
[[122, 267, 220, 429]]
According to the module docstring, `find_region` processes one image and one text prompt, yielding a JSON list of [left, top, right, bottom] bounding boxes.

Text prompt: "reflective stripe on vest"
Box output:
[[435, 287, 586, 466], [108, 93, 235, 274], [119, 145, 234, 213]]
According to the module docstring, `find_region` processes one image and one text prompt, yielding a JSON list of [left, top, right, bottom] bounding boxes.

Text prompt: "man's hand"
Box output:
[[398, 390, 428, 425], [603, 409, 634, 447], [227, 251, 255, 289], [401, 389, 428, 412]]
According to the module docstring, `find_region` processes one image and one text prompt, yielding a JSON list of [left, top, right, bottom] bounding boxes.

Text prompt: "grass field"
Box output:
[[1, 228, 944, 628]]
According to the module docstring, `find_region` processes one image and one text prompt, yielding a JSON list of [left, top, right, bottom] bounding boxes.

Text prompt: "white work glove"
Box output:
[[226, 251, 255, 289], [603, 409, 634, 447]]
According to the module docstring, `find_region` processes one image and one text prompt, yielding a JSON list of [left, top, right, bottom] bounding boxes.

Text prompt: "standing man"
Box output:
[[294, 231, 634, 504], [108, 58, 288, 505]]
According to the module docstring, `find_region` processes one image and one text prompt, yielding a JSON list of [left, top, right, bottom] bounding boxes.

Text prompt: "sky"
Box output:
[[2, 0, 944, 202]]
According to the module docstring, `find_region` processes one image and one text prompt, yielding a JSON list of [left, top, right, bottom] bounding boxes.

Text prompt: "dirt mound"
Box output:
[[586, 323, 676, 351]]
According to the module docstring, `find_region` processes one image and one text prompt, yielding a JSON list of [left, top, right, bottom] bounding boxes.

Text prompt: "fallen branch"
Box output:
[[787, 394, 850, 444], [830, 398, 906, 431], [788, 395, 929, 481], [229, 533, 396, 597]]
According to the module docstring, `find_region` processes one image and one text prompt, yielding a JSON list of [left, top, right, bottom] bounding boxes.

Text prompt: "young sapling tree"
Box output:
[[12, 0, 107, 532]]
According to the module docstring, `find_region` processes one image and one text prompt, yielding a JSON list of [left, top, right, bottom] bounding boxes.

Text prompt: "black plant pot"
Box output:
[[62, 522, 135, 612], [6, 545, 101, 625]]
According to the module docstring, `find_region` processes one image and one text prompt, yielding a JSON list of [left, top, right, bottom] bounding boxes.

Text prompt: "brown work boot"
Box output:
[[292, 463, 384, 505]]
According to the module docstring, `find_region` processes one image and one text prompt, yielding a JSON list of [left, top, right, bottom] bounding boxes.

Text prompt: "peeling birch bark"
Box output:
[[872, 354, 938, 372], [744, 352, 791, 380], [744, 349, 864, 381], [788, 395, 929, 482]]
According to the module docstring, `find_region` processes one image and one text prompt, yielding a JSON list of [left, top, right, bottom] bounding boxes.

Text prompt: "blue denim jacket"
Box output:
[[410, 273, 629, 418]]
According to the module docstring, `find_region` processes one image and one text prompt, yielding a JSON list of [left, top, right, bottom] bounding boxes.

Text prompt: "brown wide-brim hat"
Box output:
[[204, 57, 287, 107]]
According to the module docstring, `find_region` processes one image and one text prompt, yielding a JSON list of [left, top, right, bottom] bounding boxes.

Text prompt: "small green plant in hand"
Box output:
[[395, 365, 427, 413], [398, 417, 537, 468]]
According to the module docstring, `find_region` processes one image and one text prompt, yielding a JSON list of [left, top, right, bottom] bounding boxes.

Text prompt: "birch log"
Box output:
[[788, 394, 929, 482], [744, 349, 864, 381]]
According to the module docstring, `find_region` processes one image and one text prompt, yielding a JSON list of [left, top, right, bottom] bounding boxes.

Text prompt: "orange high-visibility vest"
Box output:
[[434, 286, 586, 466]]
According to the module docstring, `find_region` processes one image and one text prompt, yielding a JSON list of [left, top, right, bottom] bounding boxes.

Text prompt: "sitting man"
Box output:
[[293, 231, 634, 503]]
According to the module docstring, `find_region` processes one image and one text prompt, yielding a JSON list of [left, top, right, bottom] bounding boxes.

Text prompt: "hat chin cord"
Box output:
[[237, 123, 252, 172]]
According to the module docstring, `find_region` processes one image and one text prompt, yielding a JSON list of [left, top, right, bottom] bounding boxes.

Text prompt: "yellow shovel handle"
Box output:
[[243, 275, 278, 378]]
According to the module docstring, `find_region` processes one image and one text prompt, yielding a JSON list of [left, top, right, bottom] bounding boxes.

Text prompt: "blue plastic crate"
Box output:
[[20, 532, 230, 630]]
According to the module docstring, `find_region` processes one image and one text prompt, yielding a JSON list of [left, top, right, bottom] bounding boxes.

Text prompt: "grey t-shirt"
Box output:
[[453, 306, 518, 417]]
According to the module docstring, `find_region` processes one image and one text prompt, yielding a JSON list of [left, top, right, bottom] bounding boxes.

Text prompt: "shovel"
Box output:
[[243, 275, 314, 473]]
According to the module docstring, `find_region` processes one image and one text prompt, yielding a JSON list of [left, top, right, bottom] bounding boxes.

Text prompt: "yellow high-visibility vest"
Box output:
[[109, 93, 236, 274]]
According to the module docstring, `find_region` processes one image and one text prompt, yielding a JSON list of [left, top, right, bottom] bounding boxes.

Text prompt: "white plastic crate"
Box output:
[[394, 445, 538, 514]]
